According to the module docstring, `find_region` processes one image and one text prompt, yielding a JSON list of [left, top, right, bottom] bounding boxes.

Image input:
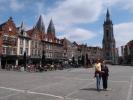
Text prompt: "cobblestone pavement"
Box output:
[[0, 65, 133, 100]]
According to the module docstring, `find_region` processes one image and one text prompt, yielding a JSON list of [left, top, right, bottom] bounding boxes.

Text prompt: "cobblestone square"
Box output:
[[0, 65, 133, 100]]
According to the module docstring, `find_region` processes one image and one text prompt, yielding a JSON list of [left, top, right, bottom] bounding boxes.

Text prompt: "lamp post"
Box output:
[[23, 51, 26, 70], [41, 50, 45, 67]]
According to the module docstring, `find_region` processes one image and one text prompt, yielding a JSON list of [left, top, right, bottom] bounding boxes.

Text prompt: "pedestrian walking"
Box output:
[[101, 61, 109, 90], [94, 59, 102, 91]]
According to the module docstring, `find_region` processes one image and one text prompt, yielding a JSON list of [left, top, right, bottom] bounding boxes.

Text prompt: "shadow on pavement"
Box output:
[[80, 88, 109, 92], [80, 87, 97, 91]]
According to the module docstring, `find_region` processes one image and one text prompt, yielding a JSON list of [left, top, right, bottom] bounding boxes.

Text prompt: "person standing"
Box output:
[[101, 61, 109, 90], [94, 59, 102, 91]]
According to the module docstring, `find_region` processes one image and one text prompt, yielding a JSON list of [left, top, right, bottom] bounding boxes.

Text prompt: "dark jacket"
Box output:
[[101, 65, 109, 77]]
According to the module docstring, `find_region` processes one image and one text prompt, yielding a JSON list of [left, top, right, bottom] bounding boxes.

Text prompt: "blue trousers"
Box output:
[[96, 73, 101, 90]]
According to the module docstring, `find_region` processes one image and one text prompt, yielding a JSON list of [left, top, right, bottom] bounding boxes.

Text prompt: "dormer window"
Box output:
[[45, 38, 48, 41], [9, 27, 12, 31]]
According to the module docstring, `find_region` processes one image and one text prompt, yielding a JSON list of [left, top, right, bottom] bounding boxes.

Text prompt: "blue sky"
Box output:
[[0, 0, 133, 49]]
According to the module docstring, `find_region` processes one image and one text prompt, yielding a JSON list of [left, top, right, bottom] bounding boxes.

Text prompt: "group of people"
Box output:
[[94, 59, 109, 91], [3, 63, 64, 72]]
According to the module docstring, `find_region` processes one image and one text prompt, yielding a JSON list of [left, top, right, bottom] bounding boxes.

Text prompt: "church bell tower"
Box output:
[[102, 9, 117, 64]]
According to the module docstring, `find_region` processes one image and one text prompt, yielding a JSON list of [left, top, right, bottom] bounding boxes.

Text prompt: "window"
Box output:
[[106, 30, 109, 40], [25, 48, 28, 55], [20, 39, 23, 45], [31, 49, 33, 56], [35, 50, 37, 56], [46, 44, 48, 49], [9, 27, 12, 31], [34, 34, 37, 38], [35, 42, 37, 48], [106, 52, 109, 56], [45, 38, 48, 41], [20, 47, 23, 54], [31, 41, 33, 48], [48, 45, 50, 50], [2, 47, 7, 54], [3, 35, 8, 41], [25, 40, 29, 46], [12, 48, 17, 55]]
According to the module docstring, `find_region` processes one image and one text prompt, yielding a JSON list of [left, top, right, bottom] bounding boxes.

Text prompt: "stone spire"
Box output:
[[106, 9, 111, 22], [35, 15, 45, 33], [47, 19, 55, 36], [106, 9, 110, 17], [20, 21, 26, 31], [19, 21, 27, 36], [104, 9, 112, 25]]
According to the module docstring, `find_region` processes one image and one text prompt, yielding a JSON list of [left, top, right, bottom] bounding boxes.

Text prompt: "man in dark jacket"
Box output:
[[101, 62, 109, 90]]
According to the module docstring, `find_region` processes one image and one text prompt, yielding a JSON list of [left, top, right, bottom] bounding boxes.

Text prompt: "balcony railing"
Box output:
[[3, 40, 17, 45]]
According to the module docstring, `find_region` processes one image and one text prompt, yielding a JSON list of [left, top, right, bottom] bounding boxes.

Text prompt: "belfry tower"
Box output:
[[102, 9, 117, 64]]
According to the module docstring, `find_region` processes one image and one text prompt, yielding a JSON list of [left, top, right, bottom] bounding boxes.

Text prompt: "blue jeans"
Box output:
[[96, 73, 101, 90]]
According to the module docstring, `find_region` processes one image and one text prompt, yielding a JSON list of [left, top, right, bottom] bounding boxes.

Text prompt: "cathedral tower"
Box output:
[[47, 19, 55, 37], [102, 9, 117, 64], [35, 15, 45, 33]]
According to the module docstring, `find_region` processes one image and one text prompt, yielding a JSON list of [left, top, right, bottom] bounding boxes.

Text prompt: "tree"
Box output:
[[78, 56, 81, 65], [86, 54, 89, 66], [23, 51, 26, 70], [72, 56, 75, 64], [81, 55, 85, 66], [41, 50, 46, 66]]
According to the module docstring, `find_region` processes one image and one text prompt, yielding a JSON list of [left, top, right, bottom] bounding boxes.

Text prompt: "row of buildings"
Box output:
[[0, 16, 103, 69], [0, 9, 121, 69], [121, 40, 133, 65]]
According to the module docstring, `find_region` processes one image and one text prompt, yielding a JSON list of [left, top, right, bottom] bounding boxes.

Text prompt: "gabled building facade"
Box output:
[[122, 40, 133, 64], [17, 21, 31, 65], [61, 38, 80, 63], [45, 19, 63, 62], [0, 17, 18, 68], [87, 47, 103, 64]]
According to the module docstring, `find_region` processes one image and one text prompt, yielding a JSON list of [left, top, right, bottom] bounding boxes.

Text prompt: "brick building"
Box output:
[[0, 17, 18, 68], [61, 38, 80, 64], [122, 40, 133, 64], [0, 15, 107, 69], [87, 47, 103, 64], [44, 19, 63, 63]]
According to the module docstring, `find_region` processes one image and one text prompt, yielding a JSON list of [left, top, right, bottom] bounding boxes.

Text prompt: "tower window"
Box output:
[[106, 30, 109, 37]]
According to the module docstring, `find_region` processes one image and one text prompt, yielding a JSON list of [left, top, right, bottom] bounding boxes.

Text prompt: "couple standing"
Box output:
[[94, 60, 109, 91]]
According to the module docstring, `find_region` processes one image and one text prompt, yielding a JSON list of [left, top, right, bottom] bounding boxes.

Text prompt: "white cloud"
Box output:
[[36, 2, 46, 15], [114, 22, 133, 47], [103, 0, 120, 7], [122, 0, 133, 11], [46, 0, 103, 25], [10, 0, 24, 11], [58, 28, 96, 42], [36, 0, 133, 46], [103, 0, 133, 11], [41, 0, 104, 43]]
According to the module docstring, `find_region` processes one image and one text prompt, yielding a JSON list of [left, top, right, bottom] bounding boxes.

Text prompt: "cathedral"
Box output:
[[102, 9, 118, 64]]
